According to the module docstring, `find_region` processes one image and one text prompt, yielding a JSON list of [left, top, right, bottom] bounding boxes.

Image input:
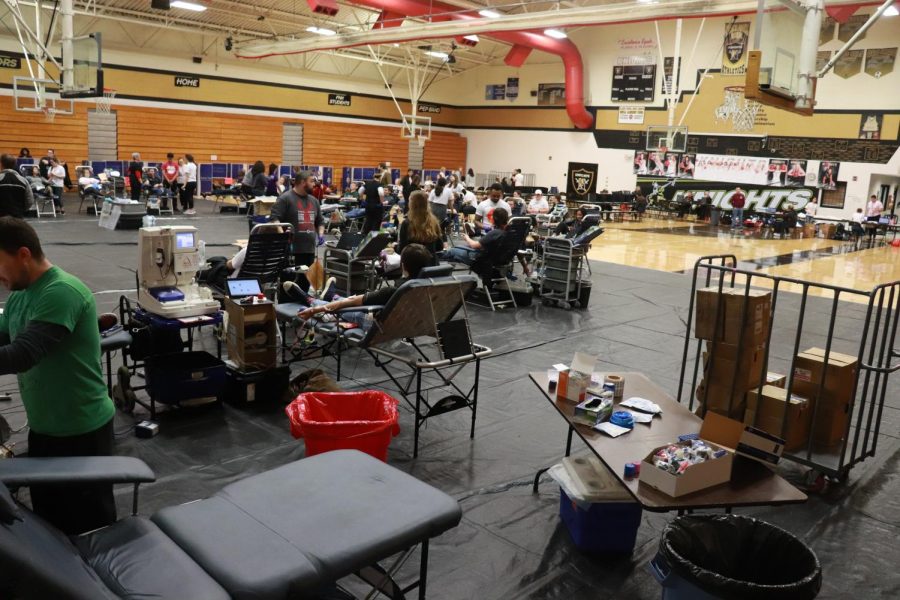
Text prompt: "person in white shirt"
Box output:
[[471, 183, 511, 235], [428, 177, 453, 223], [527, 190, 549, 214], [851, 208, 866, 224], [48, 158, 66, 214], [865, 195, 884, 218], [803, 198, 818, 224], [180, 154, 198, 214], [175, 158, 187, 212], [465, 168, 476, 188], [513, 169, 524, 189]]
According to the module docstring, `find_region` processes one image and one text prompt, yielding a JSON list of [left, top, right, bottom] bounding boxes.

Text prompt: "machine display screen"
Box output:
[[227, 279, 262, 298], [175, 232, 195, 249]]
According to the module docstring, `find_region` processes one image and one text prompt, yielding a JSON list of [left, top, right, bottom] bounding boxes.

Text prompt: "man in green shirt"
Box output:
[[0, 216, 116, 534]]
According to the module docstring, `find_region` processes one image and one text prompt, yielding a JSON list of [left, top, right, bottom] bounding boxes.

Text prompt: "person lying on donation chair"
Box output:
[[198, 224, 284, 290], [555, 208, 592, 238], [443, 207, 509, 266], [287, 244, 434, 331]]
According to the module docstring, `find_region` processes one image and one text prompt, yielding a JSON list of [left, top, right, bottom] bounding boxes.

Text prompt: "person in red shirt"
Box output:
[[310, 177, 325, 201], [160, 152, 179, 211], [730, 187, 746, 229]]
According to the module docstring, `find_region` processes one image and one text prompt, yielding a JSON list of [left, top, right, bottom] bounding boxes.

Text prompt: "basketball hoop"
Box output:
[[96, 88, 116, 114], [715, 86, 761, 132], [42, 107, 57, 124], [417, 135, 427, 148]]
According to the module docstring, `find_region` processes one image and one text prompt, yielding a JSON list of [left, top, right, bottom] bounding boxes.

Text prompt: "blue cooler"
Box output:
[[554, 456, 642, 554]]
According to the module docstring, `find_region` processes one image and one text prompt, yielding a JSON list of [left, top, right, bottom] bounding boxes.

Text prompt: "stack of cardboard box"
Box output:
[[694, 287, 772, 419]]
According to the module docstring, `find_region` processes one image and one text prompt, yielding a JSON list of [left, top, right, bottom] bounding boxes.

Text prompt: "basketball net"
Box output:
[[715, 86, 761, 132], [96, 89, 116, 114], [42, 107, 56, 123]]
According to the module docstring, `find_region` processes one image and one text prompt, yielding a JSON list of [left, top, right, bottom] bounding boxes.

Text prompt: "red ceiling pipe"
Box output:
[[343, 0, 594, 129]]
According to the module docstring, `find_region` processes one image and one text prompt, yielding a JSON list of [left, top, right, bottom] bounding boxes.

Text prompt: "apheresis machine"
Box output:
[[138, 226, 219, 319]]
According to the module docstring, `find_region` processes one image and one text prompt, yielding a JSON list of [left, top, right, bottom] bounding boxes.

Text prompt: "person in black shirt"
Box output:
[[127, 153, 144, 201], [555, 208, 589, 237], [270, 170, 324, 267], [295, 244, 434, 329], [361, 168, 385, 234], [400, 169, 414, 204], [398, 190, 444, 258], [444, 207, 508, 265]]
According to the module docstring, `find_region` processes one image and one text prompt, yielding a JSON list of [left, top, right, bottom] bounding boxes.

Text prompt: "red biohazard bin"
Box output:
[[286, 391, 400, 462]]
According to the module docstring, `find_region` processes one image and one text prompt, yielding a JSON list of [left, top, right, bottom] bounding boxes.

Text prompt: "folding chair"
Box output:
[[467, 216, 531, 311], [324, 231, 392, 296], [313, 274, 491, 457]]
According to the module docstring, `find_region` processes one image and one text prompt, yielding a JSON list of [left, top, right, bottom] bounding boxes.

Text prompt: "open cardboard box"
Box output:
[[557, 352, 596, 403], [639, 412, 785, 498]]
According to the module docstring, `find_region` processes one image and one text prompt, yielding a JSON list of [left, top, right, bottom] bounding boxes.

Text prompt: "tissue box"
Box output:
[[572, 394, 613, 427], [557, 352, 596, 403]]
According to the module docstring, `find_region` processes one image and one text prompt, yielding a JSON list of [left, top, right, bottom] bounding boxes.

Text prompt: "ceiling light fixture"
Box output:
[[478, 9, 501, 18], [544, 28, 567, 39], [425, 50, 449, 60], [884, 5, 898, 16], [463, 35, 479, 42], [306, 26, 337, 36], [170, 1, 207, 11]]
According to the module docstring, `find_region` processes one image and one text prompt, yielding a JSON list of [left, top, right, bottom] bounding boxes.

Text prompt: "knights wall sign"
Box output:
[[567, 162, 599, 200]]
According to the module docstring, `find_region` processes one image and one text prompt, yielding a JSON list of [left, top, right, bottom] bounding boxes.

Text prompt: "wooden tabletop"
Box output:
[[530, 371, 807, 512]]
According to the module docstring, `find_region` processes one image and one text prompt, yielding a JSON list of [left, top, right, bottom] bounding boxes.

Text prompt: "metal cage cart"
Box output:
[[677, 255, 899, 487], [539, 237, 591, 309]]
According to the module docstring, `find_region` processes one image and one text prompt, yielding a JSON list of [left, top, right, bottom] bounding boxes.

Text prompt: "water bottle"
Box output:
[[198, 240, 206, 265]]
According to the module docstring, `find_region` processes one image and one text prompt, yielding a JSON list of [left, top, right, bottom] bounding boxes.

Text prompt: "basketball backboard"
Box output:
[[745, 1, 815, 115], [400, 114, 431, 142], [645, 125, 688, 153], [61, 33, 104, 98]]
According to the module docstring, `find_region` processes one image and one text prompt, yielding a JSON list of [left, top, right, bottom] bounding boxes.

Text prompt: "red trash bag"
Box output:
[[286, 391, 400, 462]]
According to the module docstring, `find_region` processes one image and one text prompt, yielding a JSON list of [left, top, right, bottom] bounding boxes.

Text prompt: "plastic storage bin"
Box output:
[[146, 351, 226, 405], [650, 515, 821, 599], [224, 364, 290, 406], [286, 391, 400, 462]]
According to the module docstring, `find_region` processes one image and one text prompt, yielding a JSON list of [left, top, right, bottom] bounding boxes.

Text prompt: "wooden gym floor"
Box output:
[[587, 217, 900, 295]]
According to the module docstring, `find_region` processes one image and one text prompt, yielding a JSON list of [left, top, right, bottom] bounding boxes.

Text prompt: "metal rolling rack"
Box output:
[[677, 255, 900, 484], [539, 237, 587, 309]]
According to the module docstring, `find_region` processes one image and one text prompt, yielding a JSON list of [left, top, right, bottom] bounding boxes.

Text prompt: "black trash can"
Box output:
[[650, 515, 821, 600]]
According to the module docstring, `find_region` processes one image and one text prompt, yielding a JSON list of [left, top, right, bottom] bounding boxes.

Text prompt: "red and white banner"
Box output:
[[694, 154, 770, 185]]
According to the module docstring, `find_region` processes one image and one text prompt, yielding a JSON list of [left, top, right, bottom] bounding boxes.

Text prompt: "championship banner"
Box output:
[[816, 51, 831, 74], [864, 48, 896, 78], [722, 22, 750, 75], [567, 162, 598, 200], [637, 178, 816, 212], [694, 154, 770, 186], [834, 49, 863, 78]]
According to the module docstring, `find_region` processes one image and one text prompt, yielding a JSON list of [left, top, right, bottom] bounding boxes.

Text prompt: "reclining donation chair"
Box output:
[[469, 216, 531, 311], [0, 452, 461, 600], [313, 272, 491, 457], [209, 222, 293, 299]]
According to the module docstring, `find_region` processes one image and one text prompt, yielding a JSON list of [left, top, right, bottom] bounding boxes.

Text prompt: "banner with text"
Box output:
[[567, 162, 599, 200], [637, 178, 816, 211], [694, 153, 770, 186]]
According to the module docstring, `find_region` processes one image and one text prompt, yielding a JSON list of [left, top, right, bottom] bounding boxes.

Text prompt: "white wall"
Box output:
[[462, 129, 636, 192]]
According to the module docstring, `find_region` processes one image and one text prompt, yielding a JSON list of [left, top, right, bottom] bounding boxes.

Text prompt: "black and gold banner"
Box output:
[[567, 162, 598, 200]]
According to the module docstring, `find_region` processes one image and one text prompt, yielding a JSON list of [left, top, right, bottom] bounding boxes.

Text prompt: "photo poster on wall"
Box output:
[[537, 83, 566, 106], [722, 21, 751, 75], [677, 154, 696, 179], [567, 162, 599, 200], [506, 77, 519, 99], [859, 113, 883, 139], [634, 151, 695, 179], [485, 84, 506, 100], [694, 154, 771, 186], [817, 161, 840, 190]]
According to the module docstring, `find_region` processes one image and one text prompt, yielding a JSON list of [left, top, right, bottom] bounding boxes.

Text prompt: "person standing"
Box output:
[[174, 158, 187, 212], [0, 154, 34, 218], [804, 198, 818, 224], [271, 170, 324, 267], [48, 158, 66, 215], [513, 168, 525, 189], [428, 177, 453, 224], [730, 187, 746, 229], [0, 217, 116, 535], [401, 169, 414, 204], [266, 163, 280, 196], [379, 163, 392, 188], [465, 167, 476, 188], [865, 195, 884, 218], [39, 149, 55, 179], [361, 168, 385, 235], [128, 152, 144, 202], [161, 153, 179, 210], [181, 154, 198, 215]]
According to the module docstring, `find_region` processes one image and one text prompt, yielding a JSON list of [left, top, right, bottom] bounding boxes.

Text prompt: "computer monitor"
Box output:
[[226, 279, 262, 298]]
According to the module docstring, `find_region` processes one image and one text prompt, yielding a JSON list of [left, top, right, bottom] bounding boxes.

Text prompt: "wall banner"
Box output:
[[722, 22, 751, 75], [506, 77, 519, 99], [567, 162, 598, 200], [695, 154, 770, 186], [637, 178, 816, 212], [485, 84, 506, 100], [864, 48, 896, 78]]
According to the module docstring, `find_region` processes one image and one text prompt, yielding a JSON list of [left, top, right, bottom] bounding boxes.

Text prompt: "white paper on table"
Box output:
[[594, 422, 631, 437], [630, 411, 655, 424], [620, 397, 662, 415]]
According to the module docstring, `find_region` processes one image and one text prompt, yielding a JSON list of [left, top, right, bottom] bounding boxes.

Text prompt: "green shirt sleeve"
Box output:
[[27, 280, 85, 333]]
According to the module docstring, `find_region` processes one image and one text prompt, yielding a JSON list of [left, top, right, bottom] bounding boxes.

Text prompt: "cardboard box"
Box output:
[[572, 395, 613, 427], [811, 405, 850, 447], [746, 385, 812, 452], [766, 372, 787, 388], [557, 353, 595, 403], [639, 412, 783, 498], [695, 287, 771, 346], [819, 223, 837, 239], [703, 342, 766, 388], [792, 347, 857, 414], [695, 379, 748, 419], [225, 298, 277, 370]]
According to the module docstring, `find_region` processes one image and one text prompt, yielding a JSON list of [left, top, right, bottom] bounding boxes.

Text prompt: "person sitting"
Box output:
[[242, 161, 269, 197], [676, 192, 693, 219], [556, 208, 594, 238], [469, 183, 511, 237], [199, 224, 283, 290], [293, 244, 434, 330], [142, 167, 165, 202], [0, 154, 34, 218], [527, 190, 549, 215], [398, 190, 444, 258], [444, 207, 509, 266]]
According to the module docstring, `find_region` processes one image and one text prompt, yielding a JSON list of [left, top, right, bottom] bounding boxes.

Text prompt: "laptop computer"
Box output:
[[226, 278, 262, 299]]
